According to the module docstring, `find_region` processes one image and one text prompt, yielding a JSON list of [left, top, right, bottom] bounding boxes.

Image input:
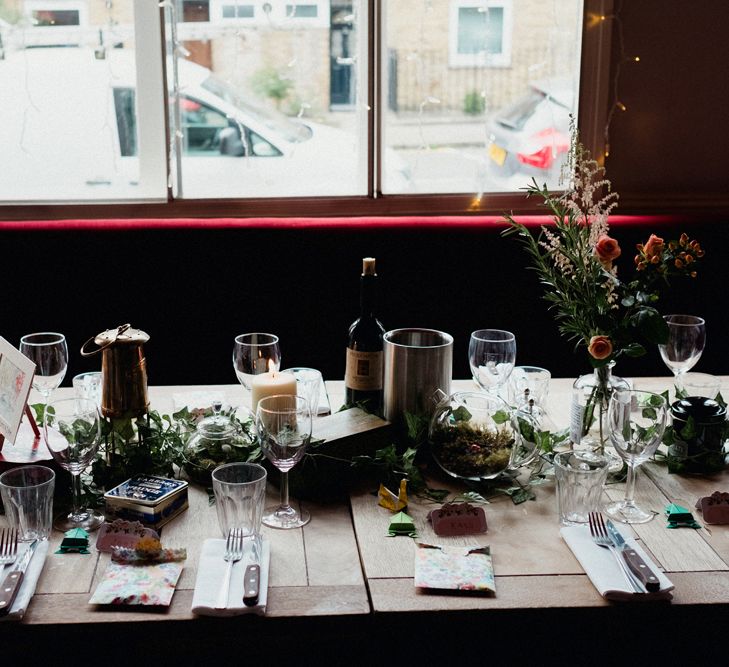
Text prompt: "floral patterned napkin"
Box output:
[[414, 543, 495, 593], [89, 542, 186, 606]]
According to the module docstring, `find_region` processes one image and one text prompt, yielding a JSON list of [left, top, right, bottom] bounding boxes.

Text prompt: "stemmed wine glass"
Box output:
[[232, 333, 281, 397], [604, 389, 667, 524], [256, 394, 312, 529], [19, 332, 68, 406], [658, 315, 706, 391], [469, 329, 516, 397], [43, 397, 104, 531]]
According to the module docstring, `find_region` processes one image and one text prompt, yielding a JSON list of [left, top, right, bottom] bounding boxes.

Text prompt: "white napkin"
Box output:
[[191, 537, 270, 616], [0, 540, 49, 620], [561, 524, 674, 602]]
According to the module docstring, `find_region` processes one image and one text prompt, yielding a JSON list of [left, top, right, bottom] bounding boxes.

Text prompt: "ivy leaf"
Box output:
[[716, 391, 726, 408], [451, 406, 472, 423], [457, 491, 490, 504], [492, 410, 510, 425], [630, 307, 669, 344], [623, 342, 646, 358], [680, 415, 697, 440]]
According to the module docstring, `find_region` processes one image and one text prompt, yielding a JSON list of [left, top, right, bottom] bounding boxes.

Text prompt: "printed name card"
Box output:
[[428, 502, 487, 536]]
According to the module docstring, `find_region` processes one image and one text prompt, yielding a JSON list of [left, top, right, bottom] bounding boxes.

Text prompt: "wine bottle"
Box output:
[[345, 257, 386, 413]]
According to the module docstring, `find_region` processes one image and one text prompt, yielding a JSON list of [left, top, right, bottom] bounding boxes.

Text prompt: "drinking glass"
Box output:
[[211, 462, 267, 538], [43, 397, 104, 531], [604, 389, 667, 524], [508, 365, 551, 409], [469, 329, 516, 397], [675, 372, 721, 399], [19, 332, 68, 404], [0, 465, 55, 541], [256, 394, 312, 529], [233, 333, 281, 395], [282, 367, 325, 417], [658, 315, 706, 378]]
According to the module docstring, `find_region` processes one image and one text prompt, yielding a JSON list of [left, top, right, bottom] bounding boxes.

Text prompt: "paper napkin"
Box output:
[[561, 524, 674, 601], [414, 543, 495, 593], [191, 537, 270, 617], [0, 540, 49, 621]]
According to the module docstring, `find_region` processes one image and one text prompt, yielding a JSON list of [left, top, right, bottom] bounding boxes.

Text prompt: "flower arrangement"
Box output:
[[502, 125, 703, 370]]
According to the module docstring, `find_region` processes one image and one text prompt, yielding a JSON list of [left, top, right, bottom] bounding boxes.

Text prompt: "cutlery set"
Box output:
[[588, 512, 660, 593], [0, 529, 37, 616], [215, 528, 261, 610]]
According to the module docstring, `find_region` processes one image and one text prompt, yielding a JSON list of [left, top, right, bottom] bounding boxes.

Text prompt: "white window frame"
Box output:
[[211, 0, 258, 24], [448, 0, 514, 68], [210, 1, 329, 28]]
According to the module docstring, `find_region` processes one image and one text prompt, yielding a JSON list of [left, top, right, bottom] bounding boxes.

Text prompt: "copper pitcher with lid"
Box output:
[[81, 324, 149, 418]]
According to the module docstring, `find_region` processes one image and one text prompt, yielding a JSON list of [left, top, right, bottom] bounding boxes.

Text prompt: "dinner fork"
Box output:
[[0, 528, 18, 566], [588, 512, 643, 593], [215, 528, 245, 609]]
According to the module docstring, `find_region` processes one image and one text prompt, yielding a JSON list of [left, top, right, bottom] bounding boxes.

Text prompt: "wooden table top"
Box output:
[[4, 377, 729, 634], [332, 377, 729, 614]]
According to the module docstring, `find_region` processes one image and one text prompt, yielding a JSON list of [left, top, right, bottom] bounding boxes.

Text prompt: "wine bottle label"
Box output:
[[345, 348, 383, 391]]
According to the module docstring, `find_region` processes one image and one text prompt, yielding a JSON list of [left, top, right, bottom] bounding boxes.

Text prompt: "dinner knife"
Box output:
[[243, 536, 260, 607], [0, 539, 39, 616], [606, 521, 660, 592]]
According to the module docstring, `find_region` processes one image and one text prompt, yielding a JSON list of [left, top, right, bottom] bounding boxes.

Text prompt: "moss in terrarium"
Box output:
[[431, 421, 514, 477]]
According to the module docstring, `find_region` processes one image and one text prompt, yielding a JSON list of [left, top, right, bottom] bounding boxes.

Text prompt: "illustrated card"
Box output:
[[0, 336, 35, 444]]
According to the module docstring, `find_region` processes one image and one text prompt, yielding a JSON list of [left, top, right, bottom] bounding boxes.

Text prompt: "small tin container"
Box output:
[[104, 475, 189, 529], [668, 397, 728, 474]]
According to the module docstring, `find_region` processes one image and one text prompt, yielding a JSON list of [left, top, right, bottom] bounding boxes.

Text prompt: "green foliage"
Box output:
[[463, 90, 485, 115], [251, 67, 293, 110]]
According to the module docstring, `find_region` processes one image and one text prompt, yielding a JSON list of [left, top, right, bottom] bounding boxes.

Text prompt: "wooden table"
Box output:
[[3, 379, 729, 662]]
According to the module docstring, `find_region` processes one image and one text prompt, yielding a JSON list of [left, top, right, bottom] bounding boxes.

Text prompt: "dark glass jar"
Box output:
[[668, 397, 728, 474]]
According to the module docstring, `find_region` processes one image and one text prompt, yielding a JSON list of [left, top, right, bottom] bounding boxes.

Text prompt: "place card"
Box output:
[[428, 502, 487, 536]]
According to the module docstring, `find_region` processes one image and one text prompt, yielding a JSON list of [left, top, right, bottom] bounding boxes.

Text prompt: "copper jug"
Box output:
[[81, 324, 150, 419]]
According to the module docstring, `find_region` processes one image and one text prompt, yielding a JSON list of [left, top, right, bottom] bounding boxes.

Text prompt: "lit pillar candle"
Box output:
[[250, 366, 297, 414]]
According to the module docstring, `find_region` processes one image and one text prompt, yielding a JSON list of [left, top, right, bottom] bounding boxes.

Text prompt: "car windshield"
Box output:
[[202, 75, 312, 144], [494, 89, 546, 131]]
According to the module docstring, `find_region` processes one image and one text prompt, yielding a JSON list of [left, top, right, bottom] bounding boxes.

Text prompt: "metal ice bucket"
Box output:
[[383, 328, 453, 425]]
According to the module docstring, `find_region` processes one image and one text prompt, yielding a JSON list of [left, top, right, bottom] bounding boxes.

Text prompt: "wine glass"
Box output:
[[469, 329, 516, 397], [604, 389, 667, 524], [19, 332, 69, 405], [658, 315, 706, 380], [43, 397, 104, 531], [256, 394, 312, 529], [232, 332, 281, 395]]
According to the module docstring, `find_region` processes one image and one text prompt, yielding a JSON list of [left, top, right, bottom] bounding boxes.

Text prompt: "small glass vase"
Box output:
[[570, 363, 630, 456]]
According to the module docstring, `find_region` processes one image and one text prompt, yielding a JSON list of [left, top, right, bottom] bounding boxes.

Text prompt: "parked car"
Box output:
[[485, 79, 575, 191], [0, 48, 410, 201]]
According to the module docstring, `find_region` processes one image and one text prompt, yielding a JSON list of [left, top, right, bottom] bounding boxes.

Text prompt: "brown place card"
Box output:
[[428, 502, 488, 537]]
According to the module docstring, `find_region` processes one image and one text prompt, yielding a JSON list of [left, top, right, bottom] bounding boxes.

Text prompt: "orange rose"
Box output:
[[588, 335, 613, 360], [594, 235, 621, 266], [643, 234, 665, 260]]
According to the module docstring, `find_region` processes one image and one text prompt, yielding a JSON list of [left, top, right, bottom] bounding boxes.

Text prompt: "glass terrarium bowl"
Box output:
[[428, 391, 538, 481], [182, 402, 256, 486]]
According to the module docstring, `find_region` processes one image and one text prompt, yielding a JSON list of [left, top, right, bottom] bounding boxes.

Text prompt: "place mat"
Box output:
[[0, 540, 49, 621], [192, 537, 270, 617], [561, 524, 674, 602]]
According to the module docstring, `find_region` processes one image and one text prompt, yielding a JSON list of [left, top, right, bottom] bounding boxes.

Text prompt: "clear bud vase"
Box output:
[[570, 363, 629, 455]]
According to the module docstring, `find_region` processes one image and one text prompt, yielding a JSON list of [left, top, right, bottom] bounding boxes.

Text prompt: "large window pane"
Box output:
[[382, 0, 582, 195], [0, 0, 167, 203], [167, 0, 372, 199]]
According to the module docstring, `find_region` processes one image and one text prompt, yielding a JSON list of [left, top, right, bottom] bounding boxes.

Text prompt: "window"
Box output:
[[449, 1, 513, 68], [0, 0, 597, 216], [221, 4, 255, 19]]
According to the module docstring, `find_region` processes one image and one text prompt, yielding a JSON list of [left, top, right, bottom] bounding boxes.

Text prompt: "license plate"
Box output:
[[489, 142, 507, 166]]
